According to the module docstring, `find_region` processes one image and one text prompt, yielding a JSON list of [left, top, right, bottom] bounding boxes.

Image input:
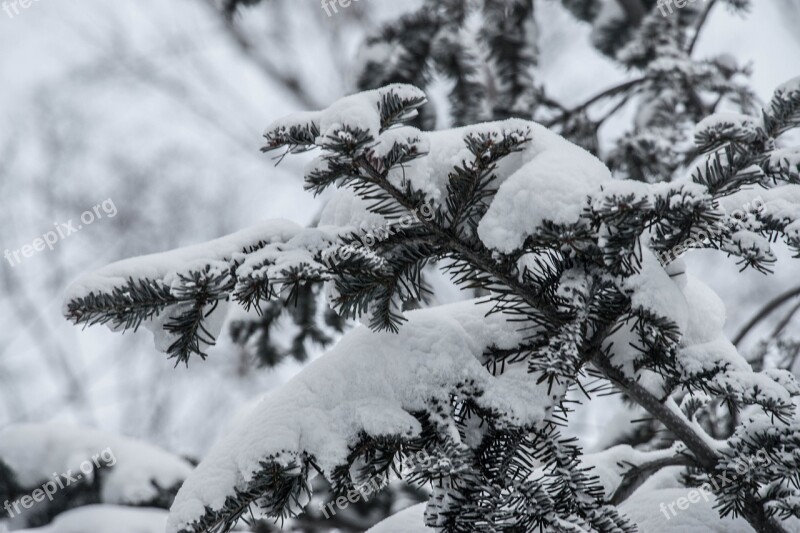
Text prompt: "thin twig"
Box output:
[[545, 77, 647, 128], [609, 454, 695, 505], [733, 285, 800, 347], [688, 0, 719, 55], [200, 0, 322, 110]]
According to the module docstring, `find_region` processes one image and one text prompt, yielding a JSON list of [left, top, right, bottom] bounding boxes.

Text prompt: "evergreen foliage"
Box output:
[[62, 2, 800, 533]]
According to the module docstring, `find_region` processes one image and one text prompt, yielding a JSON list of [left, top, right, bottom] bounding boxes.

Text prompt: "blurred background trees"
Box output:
[[1, 0, 800, 531]]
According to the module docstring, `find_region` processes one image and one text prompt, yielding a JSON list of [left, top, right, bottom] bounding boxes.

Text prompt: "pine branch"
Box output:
[[609, 454, 695, 505]]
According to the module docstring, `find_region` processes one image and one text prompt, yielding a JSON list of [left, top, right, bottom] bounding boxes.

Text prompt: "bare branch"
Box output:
[[733, 285, 800, 347]]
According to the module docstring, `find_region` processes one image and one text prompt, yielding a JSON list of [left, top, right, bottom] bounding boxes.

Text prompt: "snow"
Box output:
[[728, 230, 774, 260], [319, 92, 383, 141], [680, 274, 726, 346], [62, 219, 312, 355], [382, 119, 538, 207], [269, 86, 611, 256], [0, 423, 192, 505], [606, 251, 694, 380], [623, 250, 690, 333], [774, 75, 800, 100], [676, 339, 748, 379], [14, 506, 168, 533], [476, 123, 611, 253], [64, 219, 304, 304], [371, 125, 428, 160], [721, 185, 800, 227], [167, 299, 560, 533], [318, 187, 389, 229], [602, 251, 778, 403], [619, 487, 753, 533], [365, 503, 431, 533], [694, 112, 762, 142], [581, 444, 681, 498], [767, 146, 800, 177], [366, 484, 772, 533], [234, 226, 341, 287], [264, 84, 426, 144]]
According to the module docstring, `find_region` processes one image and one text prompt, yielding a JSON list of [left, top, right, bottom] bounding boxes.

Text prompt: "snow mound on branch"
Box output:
[[581, 445, 679, 498], [365, 503, 431, 533], [319, 188, 389, 230], [266, 84, 425, 143], [775, 76, 800, 100], [167, 299, 558, 533], [15, 505, 169, 533], [605, 255, 759, 393], [624, 250, 689, 332], [722, 185, 800, 225], [381, 120, 525, 205], [269, 87, 610, 255], [605, 251, 690, 380], [64, 219, 304, 303], [681, 275, 726, 346], [619, 487, 753, 532], [695, 112, 763, 140], [0, 423, 192, 505], [476, 123, 611, 253], [63, 219, 307, 354]]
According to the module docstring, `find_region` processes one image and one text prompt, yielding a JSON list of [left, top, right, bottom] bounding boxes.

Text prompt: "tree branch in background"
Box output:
[[199, 0, 322, 110], [733, 285, 800, 347], [545, 77, 647, 128], [688, 0, 718, 55], [616, 0, 647, 25], [610, 455, 695, 505]]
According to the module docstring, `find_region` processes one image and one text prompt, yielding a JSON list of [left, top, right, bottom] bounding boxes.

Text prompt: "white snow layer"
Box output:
[[14, 505, 168, 533], [475, 122, 612, 253], [619, 488, 753, 532], [167, 299, 559, 533], [694, 112, 763, 141], [266, 84, 612, 255], [365, 503, 432, 533], [581, 444, 681, 498], [62, 219, 317, 354], [366, 460, 800, 533], [64, 219, 304, 304], [0, 423, 192, 505]]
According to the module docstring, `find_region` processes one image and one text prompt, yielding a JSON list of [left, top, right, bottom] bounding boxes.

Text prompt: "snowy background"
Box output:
[[1, 0, 800, 530]]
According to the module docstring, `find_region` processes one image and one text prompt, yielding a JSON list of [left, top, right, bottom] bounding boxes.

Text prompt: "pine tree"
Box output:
[[61, 1, 800, 532], [64, 76, 800, 532]]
